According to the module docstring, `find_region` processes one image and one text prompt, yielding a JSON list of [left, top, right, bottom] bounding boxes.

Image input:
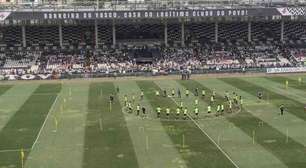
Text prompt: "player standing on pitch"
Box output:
[[194, 107, 199, 119], [212, 89, 216, 97], [185, 89, 189, 97], [156, 106, 161, 118], [201, 89, 206, 98], [166, 108, 170, 119], [132, 94, 136, 103], [257, 91, 263, 102], [142, 106, 146, 118], [140, 90, 144, 100], [136, 104, 140, 116], [228, 100, 232, 113], [195, 88, 199, 96], [183, 107, 188, 120], [109, 94, 114, 104], [210, 95, 214, 105], [124, 95, 128, 106], [298, 77, 302, 84], [155, 90, 160, 96], [194, 99, 198, 106], [163, 90, 167, 97], [171, 89, 175, 97], [177, 89, 181, 98], [176, 107, 180, 119], [207, 105, 211, 114], [279, 104, 285, 115]]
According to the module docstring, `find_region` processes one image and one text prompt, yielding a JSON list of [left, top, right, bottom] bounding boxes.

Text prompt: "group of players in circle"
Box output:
[[116, 87, 244, 120]]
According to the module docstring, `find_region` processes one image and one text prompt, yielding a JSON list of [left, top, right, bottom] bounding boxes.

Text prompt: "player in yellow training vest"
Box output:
[[229, 100, 232, 112], [210, 96, 214, 104], [155, 90, 160, 96], [127, 102, 133, 113], [221, 104, 224, 114], [240, 97, 243, 107], [212, 89, 216, 97], [216, 104, 221, 116], [194, 107, 199, 118], [183, 107, 188, 120], [202, 89, 206, 97], [140, 90, 144, 100], [171, 89, 175, 97], [124, 95, 128, 106], [166, 108, 170, 119], [136, 104, 140, 116], [156, 106, 161, 118], [195, 99, 198, 106], [176, 108, 181, 119], [298, 77, 302, 84], [208, 105, 211, 113], [180, 101, 184, 109]]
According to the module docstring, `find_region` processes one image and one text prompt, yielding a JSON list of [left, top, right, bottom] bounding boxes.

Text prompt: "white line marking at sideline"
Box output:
[[32, 94, 60, 150]]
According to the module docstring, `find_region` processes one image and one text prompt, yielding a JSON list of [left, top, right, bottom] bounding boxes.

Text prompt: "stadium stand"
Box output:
[[0, 1, 306, 77]]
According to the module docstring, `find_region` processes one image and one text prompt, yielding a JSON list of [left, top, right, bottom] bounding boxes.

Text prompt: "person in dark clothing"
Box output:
[[280, 104, 285, 115], [257, 91, 263, 100], [109, 94, 114, 104], [142, 107, 146, 116], [177, 89, 181, 98], [195, 88, 199, 97]]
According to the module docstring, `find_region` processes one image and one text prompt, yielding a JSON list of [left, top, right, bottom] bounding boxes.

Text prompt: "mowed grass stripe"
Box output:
[[0, 84, 38, 131], [115, 81, 188, 168], [0, 85, 12, 95], [263, 77, 306, 102], [83, 82, 138, 168], [228, 78, 306, 124], [266, 76, 306, 92], [230, 77, 306, 146], [287, 75, 306, 86], [267, 76, 305, 90], [0, 84, 61, 168], [136, 80, 236, 168], [157, 80, 286, 168], [205, 78, 306, 148], [217, 78, 306, 167], [248, 77, 306, 102], [25, 83, 89, 168]]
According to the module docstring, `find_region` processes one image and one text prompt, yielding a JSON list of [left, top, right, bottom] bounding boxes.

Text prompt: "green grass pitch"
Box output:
[[1, 75, 306, 168]]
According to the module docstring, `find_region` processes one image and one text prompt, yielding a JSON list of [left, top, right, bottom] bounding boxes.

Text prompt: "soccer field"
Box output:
[[1, 74, 306, 168]]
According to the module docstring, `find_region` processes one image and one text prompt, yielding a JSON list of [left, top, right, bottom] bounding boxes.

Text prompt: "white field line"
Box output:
[[0, 148, 31, 153], [31, 94, 60, 150], [169, 96, 240, 168]]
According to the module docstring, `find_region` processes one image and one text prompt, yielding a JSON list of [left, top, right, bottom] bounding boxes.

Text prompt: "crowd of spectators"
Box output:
[[0, 42, 302, 76]]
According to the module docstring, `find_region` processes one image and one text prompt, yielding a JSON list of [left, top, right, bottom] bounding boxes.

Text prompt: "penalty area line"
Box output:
[[169, 96, 240, 168], [31, 94, 60, 150]]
